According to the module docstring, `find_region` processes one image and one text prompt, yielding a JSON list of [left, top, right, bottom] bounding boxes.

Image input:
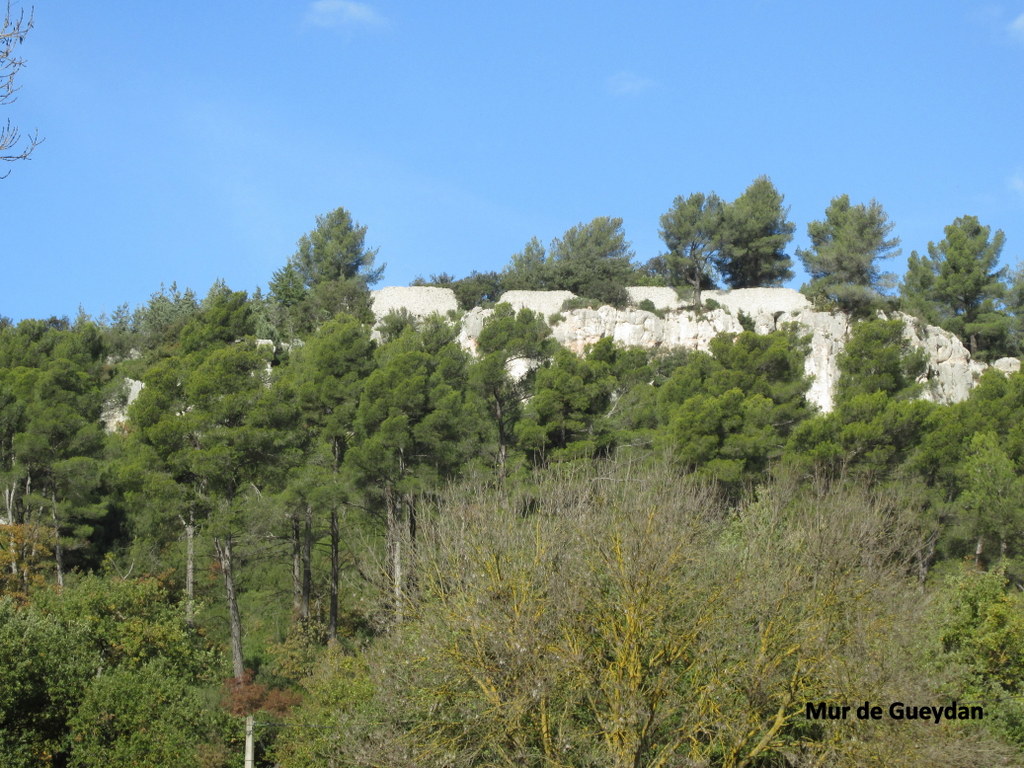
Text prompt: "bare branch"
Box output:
[[1, 2, 41, 176]]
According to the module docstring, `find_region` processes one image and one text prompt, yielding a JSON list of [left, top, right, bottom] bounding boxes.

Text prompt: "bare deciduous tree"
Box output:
[[2, 2, 41, 176]]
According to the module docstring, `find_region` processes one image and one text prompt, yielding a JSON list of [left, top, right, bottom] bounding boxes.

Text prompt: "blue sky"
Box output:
[[4, 1, 1024, 322]]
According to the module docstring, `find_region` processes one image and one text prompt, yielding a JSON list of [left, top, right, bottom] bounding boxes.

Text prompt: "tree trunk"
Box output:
[[328, 508, 339, 642], [975, 536, 984, 569], [385, 487, 403, 624], [50, 493, 64, 588], [244, 714, 255, 768], [184, 512, 196, 624], [291, 512, 302, 620], [494, 398, 508, 480], [2, 483, 15, 525], [917, 529, 938, 587], [215, 535, 245, 680], [6, 484, 19, 577], [301, 505, 312, 623], [400, 493, 420, 603]]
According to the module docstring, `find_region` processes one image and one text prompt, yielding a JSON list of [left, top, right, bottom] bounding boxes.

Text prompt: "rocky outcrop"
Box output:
[[101, 378, 144, 433], [360, 287, 1021, 413], [898, 314, 986, 405], [371, 286, 459, 319], [496, 290, 576, 318]]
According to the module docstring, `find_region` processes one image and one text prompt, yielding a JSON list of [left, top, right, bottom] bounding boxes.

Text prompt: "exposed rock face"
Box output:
[[625, 286, 683, 310], [551, 307, 744, 356], [457, 307, 494, 355], [101, 378, 144, 433], [366, 286, 1020, 413], [899, 313, 987, 405], [703, 287, 811, 317], [371, 286, 459, 318], [497, 290, 576, 318], [993, 357, 1022, 375]]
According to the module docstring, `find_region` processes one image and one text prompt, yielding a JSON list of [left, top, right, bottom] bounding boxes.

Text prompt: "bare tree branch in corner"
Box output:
[[1, 2, 41, 177]]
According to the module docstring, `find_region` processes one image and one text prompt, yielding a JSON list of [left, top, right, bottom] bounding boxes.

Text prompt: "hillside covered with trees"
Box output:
[[3, 184, 1024, 766]]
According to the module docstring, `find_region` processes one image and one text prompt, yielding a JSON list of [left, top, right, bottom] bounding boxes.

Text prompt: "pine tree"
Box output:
[[900, 216, 1010, 358], [797, 194, 900, 314], [654, 192, 724, 308], [717, 176, 795, 288]]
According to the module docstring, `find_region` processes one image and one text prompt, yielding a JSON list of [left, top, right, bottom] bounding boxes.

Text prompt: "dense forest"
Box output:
[[3, 182, 1024, 767]]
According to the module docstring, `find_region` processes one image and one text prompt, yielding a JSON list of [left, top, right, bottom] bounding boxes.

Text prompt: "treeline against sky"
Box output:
[[1, 190, 1023, 766]]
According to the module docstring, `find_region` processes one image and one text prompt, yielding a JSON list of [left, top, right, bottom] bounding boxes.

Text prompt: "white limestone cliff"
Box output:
[[369, 286, 1014, 414], [100, 287, 1018, 433]]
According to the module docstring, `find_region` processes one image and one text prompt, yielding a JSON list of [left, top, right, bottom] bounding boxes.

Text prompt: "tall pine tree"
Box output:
[[797, 194, 900, 314], [716, 176, 795, 288]]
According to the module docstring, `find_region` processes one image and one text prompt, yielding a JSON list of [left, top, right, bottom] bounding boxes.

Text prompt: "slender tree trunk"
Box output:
[[2, 483, 15, 525], [494, 397, 508, 480], [6, 484, 19, 577], [385, 487, 403, 624], [215, 535, 245, 680], [328, 508, 339, 642], [244, 715, 255, 768], [975, 536, 984, 569], [405, 493, 418, 597], [50, 493, 63, 588], [301, 505, 312, 623], [918, 529, 938, 587], [291, 512, 302, 620], [184, 512, 196, 624]]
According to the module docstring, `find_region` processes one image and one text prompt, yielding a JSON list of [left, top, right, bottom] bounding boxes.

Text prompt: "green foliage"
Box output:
[[69, 660, 231, 768], [0, 598, 94, 767], [515, 346, 617, 463], [502, 236, 551, 291], [10, 193, 1024, 763], [655, 330, 811, 485], [956, 432, 1023, 564], [269, 207, 382, 333], [287, 207, 382, 290], [651, 191, 723, 306], [798, 194, 900, 314], [0, 346, 108, 577], [129, 283, 200, 351], [375, 308, 416, 343], [472, 304, 556, 470], [178, 282, 253, 353], [348, 317, 487, 499], [835, 317, 927, 403], [272, 647, 382, 767], [450, 269, 504, 309], [279, 466, 998, 768], [788, 393, 935, 481], [32, 575, 218, 678], [901, 216, 1012, 359], [559, 296, 604, 311], [930, 566, 1024, 747], [547, 217, 636, 307], [785, 318, 934, 481], [288, 314, 375, 464], [716, 175, 795, 288]]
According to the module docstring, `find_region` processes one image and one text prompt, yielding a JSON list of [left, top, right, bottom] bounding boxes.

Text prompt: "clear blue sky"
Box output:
[[4, 1, 1024, 322]]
